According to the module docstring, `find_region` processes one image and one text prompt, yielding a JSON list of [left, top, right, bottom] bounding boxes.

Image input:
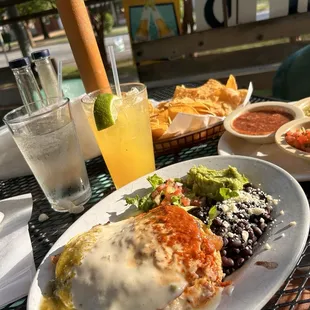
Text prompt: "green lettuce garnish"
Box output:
[[219, 188, 239, 200], [171, 196, 181, 206], [125, 193, 155, 212], [147, 174, 164, 189], [125, 174, 164, 212], [207, 206, 219, 228]]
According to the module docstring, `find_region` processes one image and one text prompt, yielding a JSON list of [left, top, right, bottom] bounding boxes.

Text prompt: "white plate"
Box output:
[[218, 132, 310, 182], [27, 156, 309, 310]]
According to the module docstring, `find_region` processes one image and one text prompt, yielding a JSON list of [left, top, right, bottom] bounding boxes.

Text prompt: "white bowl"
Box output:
[[292, 97, 310, 116], [275, 117, 310, 161], [224, 102, 304, 144]]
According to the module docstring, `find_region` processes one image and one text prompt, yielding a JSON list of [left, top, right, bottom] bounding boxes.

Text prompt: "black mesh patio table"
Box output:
[[1, 85, 309, 310]]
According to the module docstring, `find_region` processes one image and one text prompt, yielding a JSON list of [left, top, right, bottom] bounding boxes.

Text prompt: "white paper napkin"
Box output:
[[0, 194, 35, 308]]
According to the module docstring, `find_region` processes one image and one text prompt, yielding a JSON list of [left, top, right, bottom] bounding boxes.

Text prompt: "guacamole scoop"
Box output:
[[185, 165, 248, 200]]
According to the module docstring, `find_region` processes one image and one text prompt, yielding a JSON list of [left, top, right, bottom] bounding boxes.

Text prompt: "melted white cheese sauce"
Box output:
[[71, 219, 188, 310]]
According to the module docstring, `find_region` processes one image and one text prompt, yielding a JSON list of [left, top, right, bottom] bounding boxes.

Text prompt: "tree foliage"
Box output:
[[16, 0, 56, 15], [88, 2, 113, 68]]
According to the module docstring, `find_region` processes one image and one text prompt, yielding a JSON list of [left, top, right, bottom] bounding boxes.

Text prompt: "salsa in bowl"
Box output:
[[275, 117, 310, 161], [224, 102, 304, 144]]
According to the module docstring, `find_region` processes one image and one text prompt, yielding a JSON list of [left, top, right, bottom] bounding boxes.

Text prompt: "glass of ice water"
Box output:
[[3, 98, 92, 212]]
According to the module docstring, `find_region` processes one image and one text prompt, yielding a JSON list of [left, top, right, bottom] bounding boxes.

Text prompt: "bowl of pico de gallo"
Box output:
[[275, 117, 310, 161]]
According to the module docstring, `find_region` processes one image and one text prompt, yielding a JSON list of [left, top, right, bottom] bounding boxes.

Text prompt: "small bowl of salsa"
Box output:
[[224, 102, 304, 144], [275, 117, 310, 161]]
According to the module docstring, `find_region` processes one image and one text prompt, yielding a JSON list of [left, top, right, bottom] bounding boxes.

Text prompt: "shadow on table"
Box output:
[[108, 187, 152, 222]]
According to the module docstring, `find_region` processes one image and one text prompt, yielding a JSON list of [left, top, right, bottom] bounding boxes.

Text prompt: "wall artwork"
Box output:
[[123, 0, 181, 43]]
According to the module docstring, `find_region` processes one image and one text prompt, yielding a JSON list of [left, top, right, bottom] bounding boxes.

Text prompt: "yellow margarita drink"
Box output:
[[83, 83, 155, 188]]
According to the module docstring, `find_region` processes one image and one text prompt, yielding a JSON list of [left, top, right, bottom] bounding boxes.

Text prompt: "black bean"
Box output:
[[222, 237, 228, 247], [238, 222, 245, 229], [236, 257, 245, 267], [247, 239, 253, 245], [232, 248, 240, 254], [221, 249, 227, 256], [213, 218, 222, 226], [219, 227, 227, 234], [253, 226, 262, 236], [242, 248, 253, 256], [235, 226, 243, 234], [248, 230, 254, 239], [222, 256, 234, 267], [253, 227, 263, 237], [230, 239, 242, 247]]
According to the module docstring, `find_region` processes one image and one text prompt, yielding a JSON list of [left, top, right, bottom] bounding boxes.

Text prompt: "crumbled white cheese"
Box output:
[[266, 195, 279, 205], [242, 230, 249, 243], [249, 207, 265, 215], [0, 212, 4, 224], [220, 205, 229, 213], [226, 212, 233, 220], [38, 213, 49, 222], [279, 210, 285, 215], [289, 221, 297, 226], [227, 232, 234, 238], [264, 243, 272, 250], [222, 221, 230, 228]]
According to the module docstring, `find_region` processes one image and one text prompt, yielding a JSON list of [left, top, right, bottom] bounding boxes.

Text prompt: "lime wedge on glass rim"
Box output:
[[93, 93, 119, 131]]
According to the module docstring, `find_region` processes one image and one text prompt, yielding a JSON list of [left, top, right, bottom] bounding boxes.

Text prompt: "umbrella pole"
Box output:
[[56, 0, 110, 93]]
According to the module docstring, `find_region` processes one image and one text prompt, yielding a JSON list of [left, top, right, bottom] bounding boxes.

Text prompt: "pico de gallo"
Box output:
[[285, 127, 310, 153]]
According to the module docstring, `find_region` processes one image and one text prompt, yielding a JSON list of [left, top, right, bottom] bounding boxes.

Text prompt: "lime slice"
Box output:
[[93, 93, 118, 131]]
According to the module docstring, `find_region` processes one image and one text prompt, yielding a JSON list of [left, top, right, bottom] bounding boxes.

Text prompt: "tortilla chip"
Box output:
[[226, 75, 238, 90], [214, 88, 242, 108], [168, 105, 199, 120], [150, 75, 248, 139]]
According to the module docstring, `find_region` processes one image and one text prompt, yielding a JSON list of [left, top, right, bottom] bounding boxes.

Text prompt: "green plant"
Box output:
[[104, 12, 114, 34]]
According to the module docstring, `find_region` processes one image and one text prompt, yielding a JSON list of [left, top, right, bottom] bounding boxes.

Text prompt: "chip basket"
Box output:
[[150, 91, 278, 157], [153, 122, 225, 156]]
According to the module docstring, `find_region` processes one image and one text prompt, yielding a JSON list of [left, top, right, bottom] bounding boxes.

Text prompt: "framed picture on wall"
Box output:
[[124, 0, 181, 43]]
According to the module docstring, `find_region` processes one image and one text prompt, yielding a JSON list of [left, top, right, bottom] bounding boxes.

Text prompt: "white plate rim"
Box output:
[[27, 155, 310, 310]]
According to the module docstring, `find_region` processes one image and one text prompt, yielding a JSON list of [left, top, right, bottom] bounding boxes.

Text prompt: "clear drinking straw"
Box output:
[[57, 60, 63, 99], [108, 45, 122, 98]]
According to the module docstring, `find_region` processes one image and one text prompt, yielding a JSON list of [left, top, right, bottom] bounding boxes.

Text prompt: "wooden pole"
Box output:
[[55, 0, 110, 93]]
